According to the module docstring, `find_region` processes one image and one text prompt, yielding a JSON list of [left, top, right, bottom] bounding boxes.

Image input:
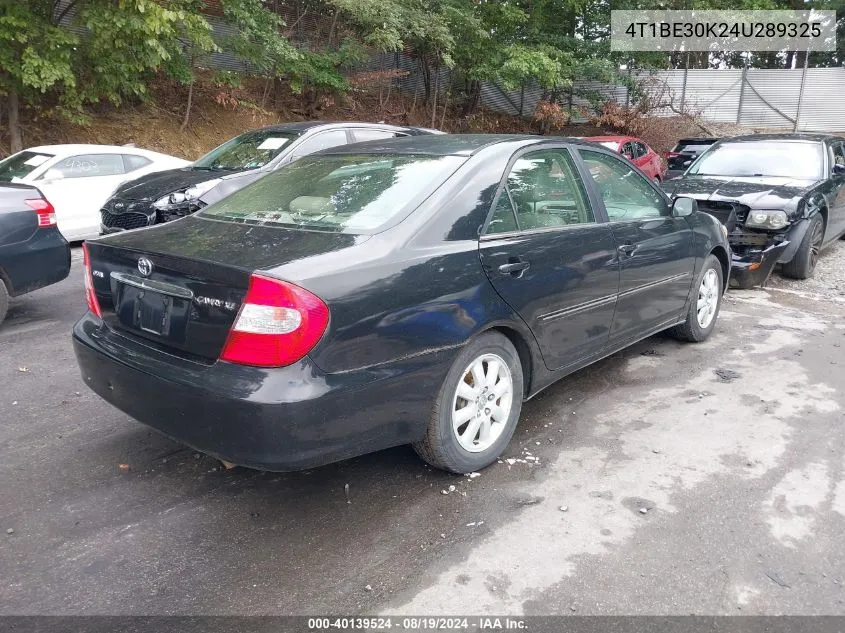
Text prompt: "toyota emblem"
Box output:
[[137, 257, 154, 277]]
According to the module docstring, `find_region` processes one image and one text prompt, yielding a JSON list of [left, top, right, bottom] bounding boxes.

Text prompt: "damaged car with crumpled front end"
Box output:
[[663, 134, 845, 288]]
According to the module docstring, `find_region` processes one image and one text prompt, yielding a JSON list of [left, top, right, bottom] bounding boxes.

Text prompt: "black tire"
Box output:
[[782, 212, 824, 280], [670, 254, 724, 343], [0, 281, 8, 327], [413, 332, 524, 474]]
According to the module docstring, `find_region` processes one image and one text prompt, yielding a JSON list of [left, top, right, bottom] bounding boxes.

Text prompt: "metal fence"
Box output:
[[480, 67, 845, 133]]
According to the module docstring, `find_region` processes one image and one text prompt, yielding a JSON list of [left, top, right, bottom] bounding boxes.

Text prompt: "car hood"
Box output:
[[93, 214, 371, 273], [664, 175, 818, 213], [112, 166, 243, 201]]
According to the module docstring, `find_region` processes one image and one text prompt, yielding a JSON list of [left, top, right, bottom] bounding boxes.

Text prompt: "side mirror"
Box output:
[[833, 164, 845, 176], [672, 197, 697, 218], [42, 169, 65, 182]]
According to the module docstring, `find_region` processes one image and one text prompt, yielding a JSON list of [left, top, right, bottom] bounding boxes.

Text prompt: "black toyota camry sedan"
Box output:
[[664, 134, 845, 288], [73, 135, 729, 474]]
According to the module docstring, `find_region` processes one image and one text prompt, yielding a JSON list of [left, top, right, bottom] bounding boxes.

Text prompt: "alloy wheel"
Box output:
[[452, 353, 513, 453], [696, 268, 720, 328]]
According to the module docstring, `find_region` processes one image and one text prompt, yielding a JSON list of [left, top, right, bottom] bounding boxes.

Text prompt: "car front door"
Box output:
[[478, 147, 619, 371], [37, 153, 128, 240], [826, 141, 845, 240], [576, 147, 695, 347]]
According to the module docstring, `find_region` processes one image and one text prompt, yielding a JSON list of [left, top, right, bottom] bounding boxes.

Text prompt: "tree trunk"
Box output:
[[430, 67, 439, 129], [8, 86, 22, 154], [180, 78, 194, 132]]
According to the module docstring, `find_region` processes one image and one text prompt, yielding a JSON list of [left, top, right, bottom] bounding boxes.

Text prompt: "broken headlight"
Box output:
[[745, 209, 789, 230], [152, 179, 221, 210]]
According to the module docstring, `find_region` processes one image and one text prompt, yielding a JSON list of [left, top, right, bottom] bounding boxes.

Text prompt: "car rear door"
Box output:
[[478, 146, 619, 371], [576, 146, 695, 347]]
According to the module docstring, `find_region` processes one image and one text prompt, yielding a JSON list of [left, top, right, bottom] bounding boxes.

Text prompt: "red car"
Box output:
[[584, 136, 666, 183]]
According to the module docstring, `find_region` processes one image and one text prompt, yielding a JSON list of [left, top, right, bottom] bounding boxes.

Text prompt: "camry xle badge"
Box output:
[[195, 296, 238, 311], [137, 257, 153, 277]]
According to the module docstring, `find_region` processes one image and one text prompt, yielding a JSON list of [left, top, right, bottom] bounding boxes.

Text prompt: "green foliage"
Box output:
[[78, 0, 216, 103], [0, 2, 77, 99]]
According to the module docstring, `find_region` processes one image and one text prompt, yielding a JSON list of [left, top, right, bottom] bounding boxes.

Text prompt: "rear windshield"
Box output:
[[688, 141, 823, 179], [673, 140, 716, 153], [198, 154, 465, 233], [0, 151, 54, 182], [194, 130, 300, 171]]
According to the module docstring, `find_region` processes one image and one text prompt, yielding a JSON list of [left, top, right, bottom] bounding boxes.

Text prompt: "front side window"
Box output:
[[634, 142, 648, 158], [123, 154, 153, 172], [194, 130, 300, 171], [487, 149, 593, 234], [620, 142, 635, 159], [49, 154, 125, 179], [0, 151, 55, 182], [199, 153, 464, 234], [579, 149, 668, 221], [829, 142, 845, 170], [688, 141, 823, 179]]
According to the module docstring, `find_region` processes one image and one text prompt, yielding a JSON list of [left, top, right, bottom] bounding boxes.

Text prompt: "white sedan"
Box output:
[[0, 144, 189, 241]]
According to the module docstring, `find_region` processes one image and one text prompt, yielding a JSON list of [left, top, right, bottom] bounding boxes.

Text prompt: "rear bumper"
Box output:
[[0, 228, 70, 296], [72, 314, 453, 471]]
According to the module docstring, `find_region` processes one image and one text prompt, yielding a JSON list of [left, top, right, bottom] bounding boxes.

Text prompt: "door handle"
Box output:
[[618, 243, 637, 257], [498, 260, 530, 276]]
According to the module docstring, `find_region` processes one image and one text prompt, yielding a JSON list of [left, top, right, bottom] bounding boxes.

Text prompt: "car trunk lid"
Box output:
[[85, 216, 364, 362]]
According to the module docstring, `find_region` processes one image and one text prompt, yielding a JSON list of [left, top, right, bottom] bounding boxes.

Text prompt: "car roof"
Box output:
[[718, 133, 841, 144], [24, 144, 174, 156], [317, 133, 594, 157], [251, 121, 431, 135]]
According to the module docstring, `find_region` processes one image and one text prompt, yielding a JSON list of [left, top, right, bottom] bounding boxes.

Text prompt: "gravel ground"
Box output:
[[767, 239, 845, 297]]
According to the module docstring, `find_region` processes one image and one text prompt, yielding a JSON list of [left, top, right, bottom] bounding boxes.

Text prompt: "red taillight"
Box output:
[[665, 151, 681, 159], [82, 243, 102, 318], [24, 198, 57, 228], [220, 274, 329, 368]]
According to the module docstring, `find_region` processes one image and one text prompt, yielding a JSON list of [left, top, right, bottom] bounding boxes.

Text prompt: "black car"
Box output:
[[665, 137, 719, 179], [664, 134, 845, 288], [0, 184, 71, 325], [100, 121, 439, 234], [74, 135, 729, 474]]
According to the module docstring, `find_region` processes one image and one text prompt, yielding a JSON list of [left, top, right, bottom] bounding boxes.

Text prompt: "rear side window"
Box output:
[[199, 153, 465, 233], [49, 154, 125, 178], [0, 151, 55, 182], [487, 149, 593, 234], [123, 154, 153, 172], [351, 130, 399, 143]]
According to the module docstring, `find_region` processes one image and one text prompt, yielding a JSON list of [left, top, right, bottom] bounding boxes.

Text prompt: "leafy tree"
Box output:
[[0, 1, 77, 152]]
